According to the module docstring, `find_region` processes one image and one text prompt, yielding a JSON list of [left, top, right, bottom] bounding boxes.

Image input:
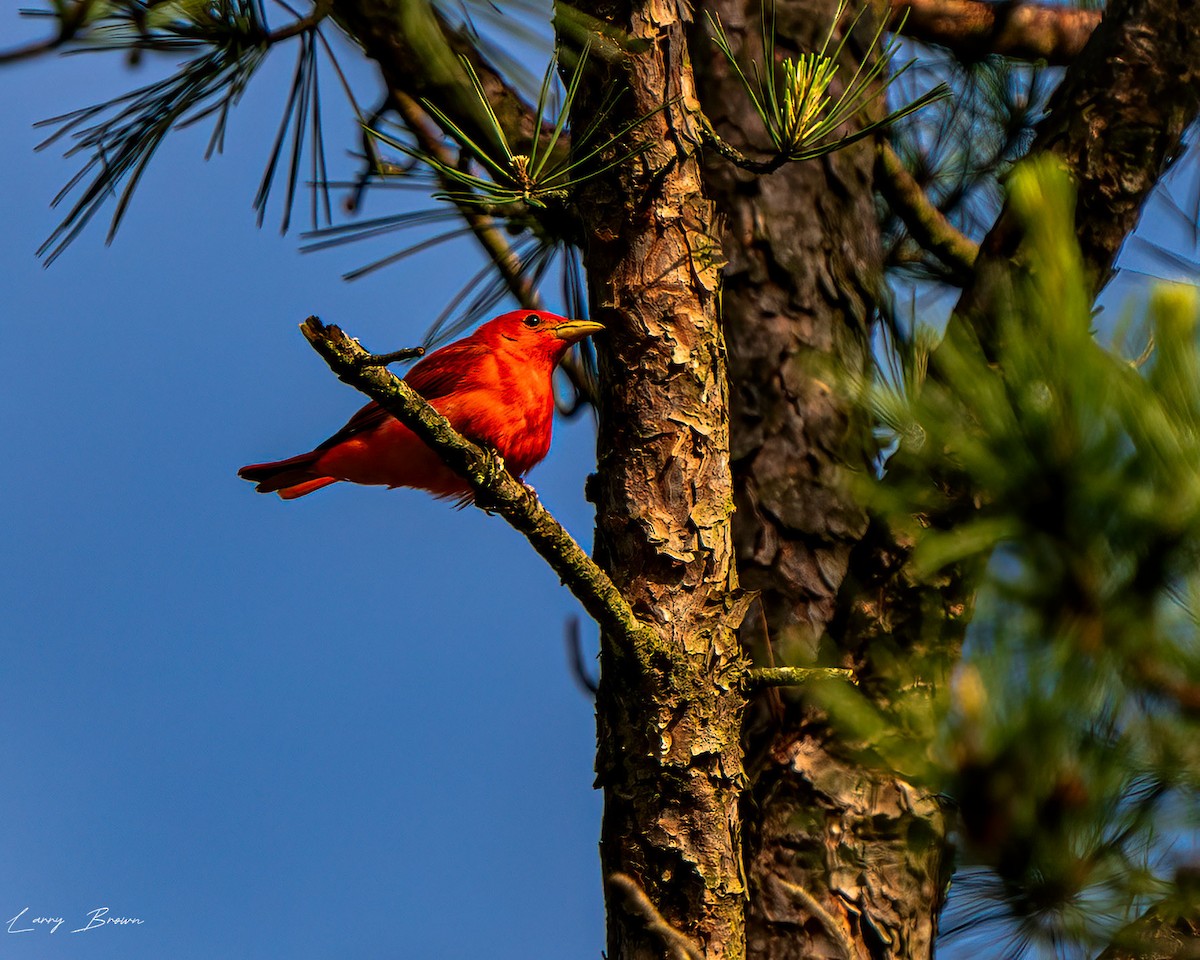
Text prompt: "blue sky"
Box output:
[[1, 16, 604, 960]]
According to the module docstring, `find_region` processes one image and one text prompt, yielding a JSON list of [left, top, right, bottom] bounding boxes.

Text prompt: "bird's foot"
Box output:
[[472, 450, 508, 515], [481, 450, 507, 486]]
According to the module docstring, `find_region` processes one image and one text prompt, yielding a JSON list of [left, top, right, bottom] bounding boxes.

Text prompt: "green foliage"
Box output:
[[369, 47, 649, 211], [706, 0, 947, 164], [831, 159, 1200, 952], [27, 0, 337, 262]]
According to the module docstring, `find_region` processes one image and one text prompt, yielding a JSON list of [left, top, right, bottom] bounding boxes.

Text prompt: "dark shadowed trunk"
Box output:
[[693, 2, 953, 957]]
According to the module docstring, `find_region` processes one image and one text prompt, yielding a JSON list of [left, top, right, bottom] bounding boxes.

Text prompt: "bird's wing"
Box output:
[[315, 340, 490, 450], [405, 339, 492, 398]]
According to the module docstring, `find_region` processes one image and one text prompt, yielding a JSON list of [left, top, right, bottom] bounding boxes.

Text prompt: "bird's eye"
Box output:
[[522, 314, 541, 328]]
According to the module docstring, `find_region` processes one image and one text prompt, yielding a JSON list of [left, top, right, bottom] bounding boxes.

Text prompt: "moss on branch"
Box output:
[[746, 666, 857, 689]]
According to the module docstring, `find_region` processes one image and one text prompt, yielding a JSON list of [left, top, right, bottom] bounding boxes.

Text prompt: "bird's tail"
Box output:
[[238, 453, 339, 499]]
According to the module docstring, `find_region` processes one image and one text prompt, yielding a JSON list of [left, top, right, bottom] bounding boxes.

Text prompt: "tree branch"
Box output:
[[887, 0, 1100, 65], [384, 91, 596, 406], [607, 873, 705, 960], [264, 3, 332, 44], [0, 32, 71, 65], [746, 666, 857, 688], [1028, 0, 1200, 282], [1094, 876, 1200, 960], [331, 0, 546, 170], [876, 142, 978, 283], [0, 0, 91, 64], [0, 2, 331, 64], [958, 0, 1200, 335], [698, 117, 789, 175], [868, 0, 1200, 634], [564, 616, 599, 697], [834, 11, 1200, 948], [298, 316, 642, 645], [330, 5, 596, 406], [388, 91, 544, 307]]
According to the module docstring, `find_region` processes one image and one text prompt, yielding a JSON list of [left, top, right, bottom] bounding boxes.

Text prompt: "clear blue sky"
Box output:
[[1, 16, 604, 960]]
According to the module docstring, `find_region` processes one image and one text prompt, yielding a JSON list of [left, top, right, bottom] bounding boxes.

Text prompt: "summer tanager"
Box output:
[[238, 310, 603, 500]]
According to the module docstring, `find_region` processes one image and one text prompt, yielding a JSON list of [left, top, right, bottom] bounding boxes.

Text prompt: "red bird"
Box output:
[[239, 310, 603, 500]]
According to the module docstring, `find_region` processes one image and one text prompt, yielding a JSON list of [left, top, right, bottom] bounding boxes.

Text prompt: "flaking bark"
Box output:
[[567, 2, 750, 958], [288, 2, 1200, 957]]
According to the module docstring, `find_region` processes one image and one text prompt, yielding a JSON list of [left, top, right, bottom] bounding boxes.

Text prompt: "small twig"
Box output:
[[746, 666, 857, 689], [0, 0, 91, 64], [347, 99, 392, 213], [351, 345, 425, 367], [0, 31, 71, 64], [0, 0, 325, 64], [698, 117, 788, 175], [263, 0, 331, 44], [751, 600, 786, 722], [300, 316, 644, 646], [607, 873, 705, 960], [769, 875, 856, 960], [565, 616, 599, 697], [388, 91, 544, 303], [876, 142, 979, 283]]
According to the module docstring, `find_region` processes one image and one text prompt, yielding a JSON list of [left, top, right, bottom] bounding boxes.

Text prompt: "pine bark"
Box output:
[[568, 3, 749, 958], [692, 2, 953, 957]]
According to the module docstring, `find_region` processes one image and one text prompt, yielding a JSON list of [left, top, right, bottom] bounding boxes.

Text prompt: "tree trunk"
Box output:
[[692, 2, 953, 957], [568, 3, 749, 958]]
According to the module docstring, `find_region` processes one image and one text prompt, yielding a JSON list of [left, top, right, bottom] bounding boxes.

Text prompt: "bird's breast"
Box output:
[[451, 354, 556, 476]]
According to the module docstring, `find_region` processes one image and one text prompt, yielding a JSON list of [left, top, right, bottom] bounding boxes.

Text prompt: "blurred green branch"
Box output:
[[876, 141, 979, 283], [831, 159, 1200, 945]]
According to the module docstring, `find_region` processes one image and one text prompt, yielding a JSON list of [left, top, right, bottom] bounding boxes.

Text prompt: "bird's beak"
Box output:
[[553, 319, 605, 344]]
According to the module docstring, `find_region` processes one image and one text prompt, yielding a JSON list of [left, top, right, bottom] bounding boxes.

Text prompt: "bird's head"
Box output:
[[479, 310, 604, 364]]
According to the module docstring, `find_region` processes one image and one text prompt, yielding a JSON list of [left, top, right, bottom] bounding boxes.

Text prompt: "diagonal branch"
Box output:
[[386, 91, 595, 403], [388, 90, 545, 309], [299, 315, 642, 644], [0, 0, 92, 64], [1026, 0, 1200, 281], [887, 0, 1100, 65], [876, 141, 979, 282], [332, 3, 595, 402], [0, 31, 73, 64], [607, 873, 705, 960], [331, 0, 549, 171]]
